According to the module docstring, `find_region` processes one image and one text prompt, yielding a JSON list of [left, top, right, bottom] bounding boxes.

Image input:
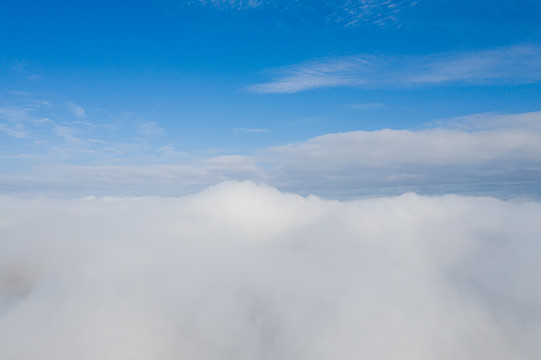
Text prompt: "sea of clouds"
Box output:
[[1, 181, 540, 359]]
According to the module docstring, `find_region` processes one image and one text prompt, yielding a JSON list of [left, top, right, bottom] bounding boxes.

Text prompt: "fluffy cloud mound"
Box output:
[[1, 182, 540, 359]]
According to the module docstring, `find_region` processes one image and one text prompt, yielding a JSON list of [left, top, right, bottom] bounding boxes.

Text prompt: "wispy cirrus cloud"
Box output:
[[11, 61, 42, 81], [193, 0, 263, 9], [333, 0, 419, 26], [0, 106, 51, 139], [0, 99, 181, 169], [249, 56, 371, 94], [349, 102, 385, 110], [137, 121, 165, 137], [66, 102, 86, 119], [194, 0, 417, 26], [0, 123, 27, 139], [249, 45, 541, 93], [233, 127, 270, 133]]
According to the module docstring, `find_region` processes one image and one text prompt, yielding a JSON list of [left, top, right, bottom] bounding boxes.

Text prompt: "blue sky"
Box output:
[[1, 0, 541, 197]]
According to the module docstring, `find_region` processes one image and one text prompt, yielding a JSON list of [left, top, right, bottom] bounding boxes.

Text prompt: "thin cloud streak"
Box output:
[[0, 102, 182, 168], [137, 122, 165, 137], [334, 0, 419, 27], [0, 106, 51, 139], [233, 127, 271, 133], [349, 102, 385, 110], [193, 0, 264, 9], [66, 102, 86, 119], [249, 45, 541, 93], [194, 0, 417, 26]]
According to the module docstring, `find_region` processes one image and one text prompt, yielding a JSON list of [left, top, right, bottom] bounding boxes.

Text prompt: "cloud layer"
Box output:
[[2, 111, 540, 199], [1, 182, 540, 359], [261, 111, 541, 198]]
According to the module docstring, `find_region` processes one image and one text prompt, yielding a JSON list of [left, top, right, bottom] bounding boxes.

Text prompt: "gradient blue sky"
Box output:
[[1, 0, 541, 197]]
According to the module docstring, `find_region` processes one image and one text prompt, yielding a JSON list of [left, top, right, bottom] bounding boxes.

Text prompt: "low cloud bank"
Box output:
[[1, 182, 540, 359], [262, 112, 541, 198], [3, 111, 540, 199]]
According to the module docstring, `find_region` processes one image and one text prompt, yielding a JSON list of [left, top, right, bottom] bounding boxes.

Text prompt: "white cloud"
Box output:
[[1, 111, 541, 199], [249, 56, 370, 94], [0, 123, 27, 139], [193, 0, 417, 25], [259, 111, 541, 198], [265, 122, 541, 167], [67, 102, 86, 119], [1, 182, 540, 359], [249, 45, 541, 93], [349, 102, 384, 109], [436, 111, 541, 132], [233, 127, 270, 133], [194, 0, 263, 9], [11, 62, 42, 81], [137, 121, 165, 137], [0, 106, 51, 139], [333, 0, 419, 26], [8, 91, 31, 97], [0, 102, 183, 167]]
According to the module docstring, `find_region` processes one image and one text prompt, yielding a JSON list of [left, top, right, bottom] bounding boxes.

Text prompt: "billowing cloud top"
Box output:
[[1, 182, 540, 359]]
